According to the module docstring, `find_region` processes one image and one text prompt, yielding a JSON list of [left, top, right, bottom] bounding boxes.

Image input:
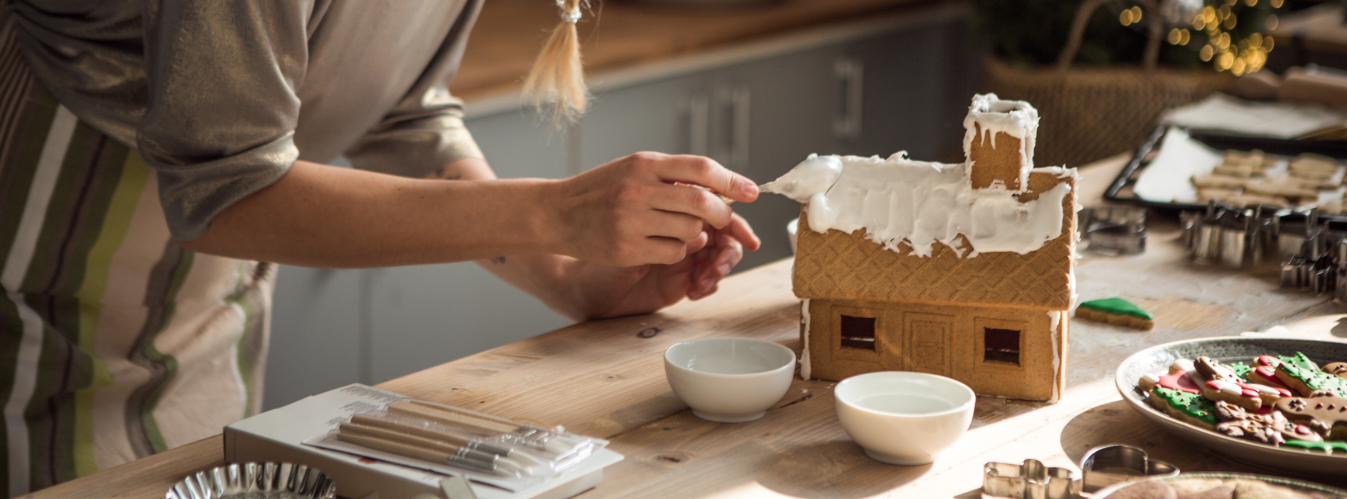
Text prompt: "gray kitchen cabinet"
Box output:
[[365, 264, 571, 384], [263, 265, 365, 410], [264, 8, 977, 410]]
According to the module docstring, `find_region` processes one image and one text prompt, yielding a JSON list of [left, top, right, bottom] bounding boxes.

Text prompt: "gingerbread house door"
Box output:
[[904, 312, 953, 376]]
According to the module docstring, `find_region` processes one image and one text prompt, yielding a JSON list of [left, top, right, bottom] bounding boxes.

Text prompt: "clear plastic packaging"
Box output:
[[324, 399, 606, 485]]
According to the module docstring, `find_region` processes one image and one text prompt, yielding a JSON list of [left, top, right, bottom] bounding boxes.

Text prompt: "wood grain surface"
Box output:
[[21, 156, 1347, 498]]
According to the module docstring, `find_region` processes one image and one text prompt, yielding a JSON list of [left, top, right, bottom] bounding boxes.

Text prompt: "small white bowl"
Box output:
[[834, 371, 975, 465], [664, 338, 795, 423]]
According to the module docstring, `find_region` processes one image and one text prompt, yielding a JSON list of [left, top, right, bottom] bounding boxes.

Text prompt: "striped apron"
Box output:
[[0, 19, 272, 496]]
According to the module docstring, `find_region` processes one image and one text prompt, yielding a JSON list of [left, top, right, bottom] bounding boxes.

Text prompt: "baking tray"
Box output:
[[1103, 126, 1347, 212], [1114, 337, 1347, 478]]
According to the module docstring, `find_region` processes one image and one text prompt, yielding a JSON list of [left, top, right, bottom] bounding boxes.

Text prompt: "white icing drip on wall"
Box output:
[[963, 93, 1039, 193], [765, 153, 1076, 258], [1048, 310, 1063, 403], [800, 299, 811, 380]]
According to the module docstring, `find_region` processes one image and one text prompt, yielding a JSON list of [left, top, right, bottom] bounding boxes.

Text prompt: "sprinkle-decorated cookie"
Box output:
[[1140, 360, 1202, 394], [1213, 400, 1321, 445], [1275, 358, 1347, 398], [1283, 439, 1347, 455], [1274, 394, 1347, 441], [1324, 362, 1347, 380], [1149, 386, 1218, 429], [1248, 356, 1294, 391], [1075, 298, 1154, 330], [1195, 356, 1289, 410]]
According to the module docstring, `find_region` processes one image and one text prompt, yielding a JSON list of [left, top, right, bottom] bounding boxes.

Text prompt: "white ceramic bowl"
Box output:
[[664, 337, 796, 423], [834, 371, 976, 465]]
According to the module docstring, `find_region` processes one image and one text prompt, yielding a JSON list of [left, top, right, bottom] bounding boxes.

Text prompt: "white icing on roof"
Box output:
[[765, 153, 1075, 257]]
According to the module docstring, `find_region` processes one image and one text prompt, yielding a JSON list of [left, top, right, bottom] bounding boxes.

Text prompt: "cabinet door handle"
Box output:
[[730, 86, 750, 171], [834, 56, 864, 140], [688, 95, 710, 156]]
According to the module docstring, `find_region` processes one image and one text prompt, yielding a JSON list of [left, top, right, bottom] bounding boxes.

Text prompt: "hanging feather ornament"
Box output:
[[523, 0, 589, 125]]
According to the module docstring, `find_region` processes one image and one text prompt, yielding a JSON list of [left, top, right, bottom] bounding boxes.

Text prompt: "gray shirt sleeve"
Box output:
[[137, 1, 308, 241], [344, 0, 485, 179]]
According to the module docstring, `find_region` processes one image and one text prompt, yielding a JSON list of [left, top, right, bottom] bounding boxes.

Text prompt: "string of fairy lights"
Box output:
[[1118, 0, 1282, 76]]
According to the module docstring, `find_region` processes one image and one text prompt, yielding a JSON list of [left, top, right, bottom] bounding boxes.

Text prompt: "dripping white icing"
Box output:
[[800, 299, 811, 380], [1048, 309, 1062, 402], [963, 93, 1039, 193], [763, 153, 1076, 258]]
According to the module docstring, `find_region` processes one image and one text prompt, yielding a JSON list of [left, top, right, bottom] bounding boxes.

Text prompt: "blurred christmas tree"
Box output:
[[974, 0, 1285, 75]]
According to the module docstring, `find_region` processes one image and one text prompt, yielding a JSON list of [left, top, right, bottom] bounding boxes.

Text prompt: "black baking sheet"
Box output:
[[1102, 126, 1347, 212]]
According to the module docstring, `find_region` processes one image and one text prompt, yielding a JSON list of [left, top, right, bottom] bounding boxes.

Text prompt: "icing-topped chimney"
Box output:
[[963, 94, 1039, 192]]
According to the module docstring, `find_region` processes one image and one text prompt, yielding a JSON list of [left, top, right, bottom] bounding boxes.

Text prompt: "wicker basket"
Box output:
[[980, 0, 1233, 168]]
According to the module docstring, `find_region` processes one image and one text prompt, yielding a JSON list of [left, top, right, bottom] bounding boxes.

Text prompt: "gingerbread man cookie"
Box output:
[[1213, 400, 1321, 445], [1273, 393, 1347, 441], [1324, 362, 1347, 380], [1195, 356, 1289, 410]]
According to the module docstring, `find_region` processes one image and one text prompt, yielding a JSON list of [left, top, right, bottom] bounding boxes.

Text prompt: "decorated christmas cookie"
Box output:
[[1247, 356, 1293, 390], [1075, 297, 1153, 330], [1139, 361, 1201, 394], [1274, 394, 1347, 440], [1149, 386, 1218, 429], [1282, 439, 1347, 455], [1194, 356, 1289, 410], [1275, 357, 1347, 398], [1213, 400, 1321, 445], [1325, 362, 1347, 380]]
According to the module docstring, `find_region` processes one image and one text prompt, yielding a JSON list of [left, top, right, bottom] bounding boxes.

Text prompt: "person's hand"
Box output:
[[564, 212, 761, 319], [544, 152, 759, 267]]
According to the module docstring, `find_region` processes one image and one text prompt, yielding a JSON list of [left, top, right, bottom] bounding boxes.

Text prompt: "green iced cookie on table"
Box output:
[[1075, 297, 1153, 330]]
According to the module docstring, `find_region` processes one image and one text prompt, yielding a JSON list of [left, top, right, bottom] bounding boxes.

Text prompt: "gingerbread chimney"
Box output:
[[964, 95, 1039, 192]]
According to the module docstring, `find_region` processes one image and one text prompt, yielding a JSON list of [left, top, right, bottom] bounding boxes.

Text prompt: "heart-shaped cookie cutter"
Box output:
[[982, 459, 1080, 499], [1079, 444, 1179, 493]]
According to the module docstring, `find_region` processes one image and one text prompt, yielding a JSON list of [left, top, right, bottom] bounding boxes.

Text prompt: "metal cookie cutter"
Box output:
[[1079, 444, 1179, 494], [983, 459, 1080, 499]]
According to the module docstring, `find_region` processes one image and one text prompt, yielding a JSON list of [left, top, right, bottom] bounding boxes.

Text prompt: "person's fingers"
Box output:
[[648, 183, 733, 228], [642, 210, 705, 242], [684, 230, 710, 255], [649, 154, 758, 203], [723, 213, 761, 251], [629, 237, 687, 266], [688, 229, 744, 299]]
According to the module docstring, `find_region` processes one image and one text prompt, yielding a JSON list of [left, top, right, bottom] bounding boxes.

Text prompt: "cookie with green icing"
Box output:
[[1283, 439, 1347, 455], [1148, 386, 1218, 428], [1275, 357, 1347, 398], [1076, 297, 1153, 330]]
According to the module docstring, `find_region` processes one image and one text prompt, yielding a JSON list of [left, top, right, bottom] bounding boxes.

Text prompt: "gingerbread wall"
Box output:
[[803, 298, 1067, 402]]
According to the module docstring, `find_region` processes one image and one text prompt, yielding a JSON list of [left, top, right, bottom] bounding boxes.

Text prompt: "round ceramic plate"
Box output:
[[1114, 337, 1347, 477]]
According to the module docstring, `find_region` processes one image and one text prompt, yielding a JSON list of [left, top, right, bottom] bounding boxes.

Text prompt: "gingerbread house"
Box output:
[[769, 94, 1077, 403]]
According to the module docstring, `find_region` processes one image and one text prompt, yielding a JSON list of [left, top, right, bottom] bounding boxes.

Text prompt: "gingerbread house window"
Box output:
[[839, 315, 876, 351], [983, 328, 1021, 365]]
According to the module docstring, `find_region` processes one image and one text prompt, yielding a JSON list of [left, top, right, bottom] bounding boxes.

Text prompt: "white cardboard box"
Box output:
[[223, 384, 623, 499]]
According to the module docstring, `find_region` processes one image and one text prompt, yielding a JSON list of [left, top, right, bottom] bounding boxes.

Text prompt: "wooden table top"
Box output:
[[25, 155, 1347, 498]]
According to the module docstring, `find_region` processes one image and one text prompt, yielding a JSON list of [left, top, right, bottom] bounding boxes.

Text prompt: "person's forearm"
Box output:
[[179, 159, 559, 268]]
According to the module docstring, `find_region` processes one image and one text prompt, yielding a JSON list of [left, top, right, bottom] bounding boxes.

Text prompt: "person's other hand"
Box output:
[[566, 212, 761, 319], [546, 152, 759, 267]]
